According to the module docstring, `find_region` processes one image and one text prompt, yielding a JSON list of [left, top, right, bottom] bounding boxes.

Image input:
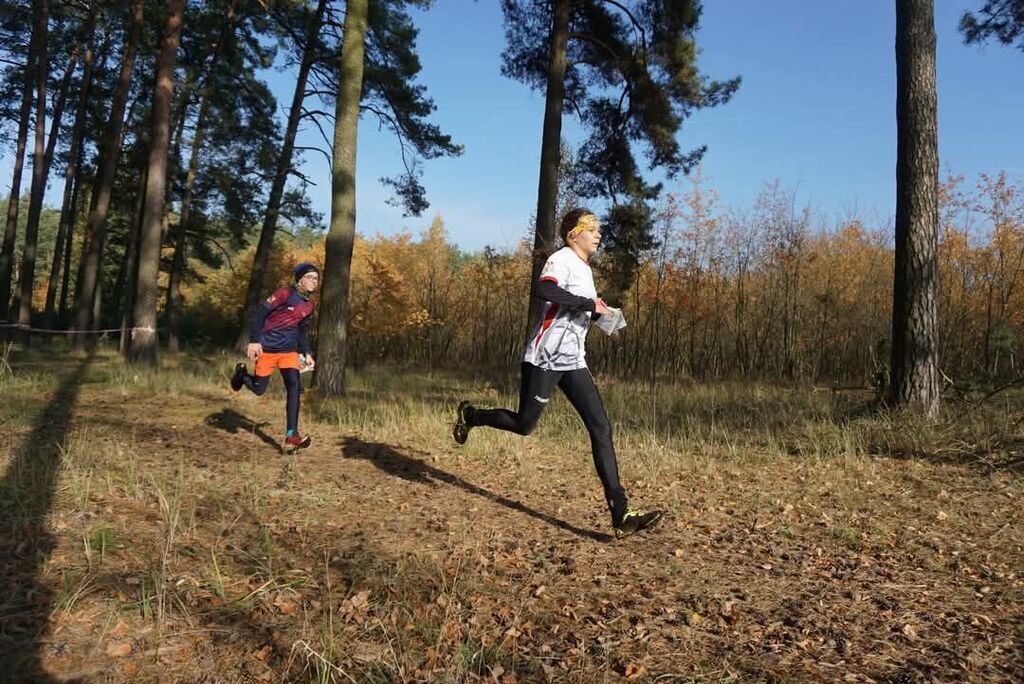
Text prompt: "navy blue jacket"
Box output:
[[249, 286, 316, 354]]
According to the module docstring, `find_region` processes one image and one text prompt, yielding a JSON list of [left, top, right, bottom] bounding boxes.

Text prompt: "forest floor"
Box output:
[[0, 347, 1022, 683]]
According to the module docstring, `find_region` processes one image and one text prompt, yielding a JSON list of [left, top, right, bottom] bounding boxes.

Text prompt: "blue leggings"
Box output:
[[243, 368, 301, 433]]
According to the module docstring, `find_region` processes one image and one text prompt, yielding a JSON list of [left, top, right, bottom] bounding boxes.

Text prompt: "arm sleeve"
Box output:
[[297, 310, 313, 355], [535, 279, 596, 312], [249, 287, 289, 342], [536, 252, 596, 312]]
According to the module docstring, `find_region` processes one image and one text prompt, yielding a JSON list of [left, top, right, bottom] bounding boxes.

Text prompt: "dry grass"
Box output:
[[0, 346, 1021, 683]]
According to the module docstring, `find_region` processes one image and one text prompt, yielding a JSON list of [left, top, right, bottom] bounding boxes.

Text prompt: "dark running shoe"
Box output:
[[614, 507, 664, 539], [230, 363, 247, 392], [453, 400, 473, 445], [282, 433, 311, 454]]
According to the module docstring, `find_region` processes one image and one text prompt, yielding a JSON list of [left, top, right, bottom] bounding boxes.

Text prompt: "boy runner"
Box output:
[[231, 262, 319, 453]]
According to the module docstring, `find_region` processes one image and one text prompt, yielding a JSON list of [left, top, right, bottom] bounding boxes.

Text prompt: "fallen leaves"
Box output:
[[340, 589, 373, 623], [273, 595, 299, 615], [15, 364, 1024, 684], [624, 662, 648, 679], [109, 621, 130, 639]]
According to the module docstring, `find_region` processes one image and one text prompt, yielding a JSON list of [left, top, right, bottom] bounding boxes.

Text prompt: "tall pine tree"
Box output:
[[891, 0, 940, 417], [311, 0, 461, 395], [501, 0, 738, 312]]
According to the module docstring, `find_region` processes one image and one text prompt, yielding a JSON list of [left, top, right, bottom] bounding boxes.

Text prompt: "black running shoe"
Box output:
[[614, 507, 664, 539], [453, 400, 473, 445], [230, 362, 247, 392]]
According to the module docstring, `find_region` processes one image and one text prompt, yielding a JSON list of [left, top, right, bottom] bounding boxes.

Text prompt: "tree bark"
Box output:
[[45, 14, 97, 324], [0, 0, 43, 321], [164, 110, 202, 351], [16, 0, 50, 335], [129, 0, 185, 365], [526, 0, 570, 331], [890, 0, 940, 417], [166, 0, 241, 351], [119, 167, 147, 354], [38, 6, 95, 188], [74, 0, 143, 345], [59, 169, 88, 318], [235, 0, 328, 351], [316, 0, 368, 395]]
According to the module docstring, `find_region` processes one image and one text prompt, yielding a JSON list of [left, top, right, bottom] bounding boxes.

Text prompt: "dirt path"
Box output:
[[1, 362, 1021, 682]]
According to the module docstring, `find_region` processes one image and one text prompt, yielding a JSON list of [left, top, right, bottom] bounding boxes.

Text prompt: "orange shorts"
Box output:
[[254, 351, 301, 377]]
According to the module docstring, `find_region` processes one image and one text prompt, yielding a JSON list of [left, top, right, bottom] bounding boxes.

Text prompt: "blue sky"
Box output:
[[331, 0, 1022, 252], [4, 1, 1022, 253]]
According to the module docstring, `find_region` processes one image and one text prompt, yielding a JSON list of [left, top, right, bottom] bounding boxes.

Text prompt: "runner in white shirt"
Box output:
[[453, 208, 663, 539], [523, 243, 596, 370]]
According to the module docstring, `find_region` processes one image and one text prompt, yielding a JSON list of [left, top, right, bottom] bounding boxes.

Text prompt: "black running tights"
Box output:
[[470, 362, 625, 506]]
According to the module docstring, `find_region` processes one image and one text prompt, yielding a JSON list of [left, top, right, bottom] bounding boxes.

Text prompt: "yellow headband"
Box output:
[[567, 214, 599, 240]]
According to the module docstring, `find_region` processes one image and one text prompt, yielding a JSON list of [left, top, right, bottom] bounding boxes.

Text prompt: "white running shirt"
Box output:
[[523, 247, 597, 371]]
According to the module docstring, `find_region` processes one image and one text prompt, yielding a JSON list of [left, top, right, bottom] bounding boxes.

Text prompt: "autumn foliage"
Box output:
[[185, 172, 1023, 383]]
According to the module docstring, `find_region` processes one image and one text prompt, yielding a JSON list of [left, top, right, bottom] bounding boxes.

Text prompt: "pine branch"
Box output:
[[594, 0, 648, 55], [293, 144, 332, 169]]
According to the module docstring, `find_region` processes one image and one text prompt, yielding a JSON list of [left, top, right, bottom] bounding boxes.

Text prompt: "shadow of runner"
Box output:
[[0, 355, 92, 682], [205, 408, 279, 452], [341, 437, 613, 543]]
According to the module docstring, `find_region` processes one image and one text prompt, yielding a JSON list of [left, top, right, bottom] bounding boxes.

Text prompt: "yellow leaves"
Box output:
[[404, 308, 432, 328], [349, 233, 447, 340], [187, 237, 324, 337]]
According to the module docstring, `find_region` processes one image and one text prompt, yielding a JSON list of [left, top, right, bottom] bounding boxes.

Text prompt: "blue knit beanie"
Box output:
[[293, 262, 320, 282]]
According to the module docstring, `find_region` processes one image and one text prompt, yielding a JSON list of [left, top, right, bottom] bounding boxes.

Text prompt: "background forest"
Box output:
[[2, 2, 1023, 682], [1, 0, 1022, 391]]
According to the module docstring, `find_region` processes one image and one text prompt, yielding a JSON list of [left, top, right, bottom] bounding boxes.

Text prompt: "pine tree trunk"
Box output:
[[0, 0, 43, 321], [91, 265, 102, 329], [59, 170, 87, 318], [235, 0, 328, 351], [316, 0, 368, 396], [16, 0, 50, 336], [526, 0, 570, 331], [45, 15, 96, 324], [166, 97, 208, 352], [129, 0, 185, 365], [119, 168, 147, 354], [28, 12, 92, 323], [38, 6, 94, 184], [890, 0, 940, 417], [166, 0, 239, 351], [74, 0, 143, 346]]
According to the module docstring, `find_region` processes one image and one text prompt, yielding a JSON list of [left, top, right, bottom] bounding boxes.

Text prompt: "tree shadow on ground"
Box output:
[[0, 355, 92, 682], [340, 437, 613, 543], [205, 409, 279, 452]]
